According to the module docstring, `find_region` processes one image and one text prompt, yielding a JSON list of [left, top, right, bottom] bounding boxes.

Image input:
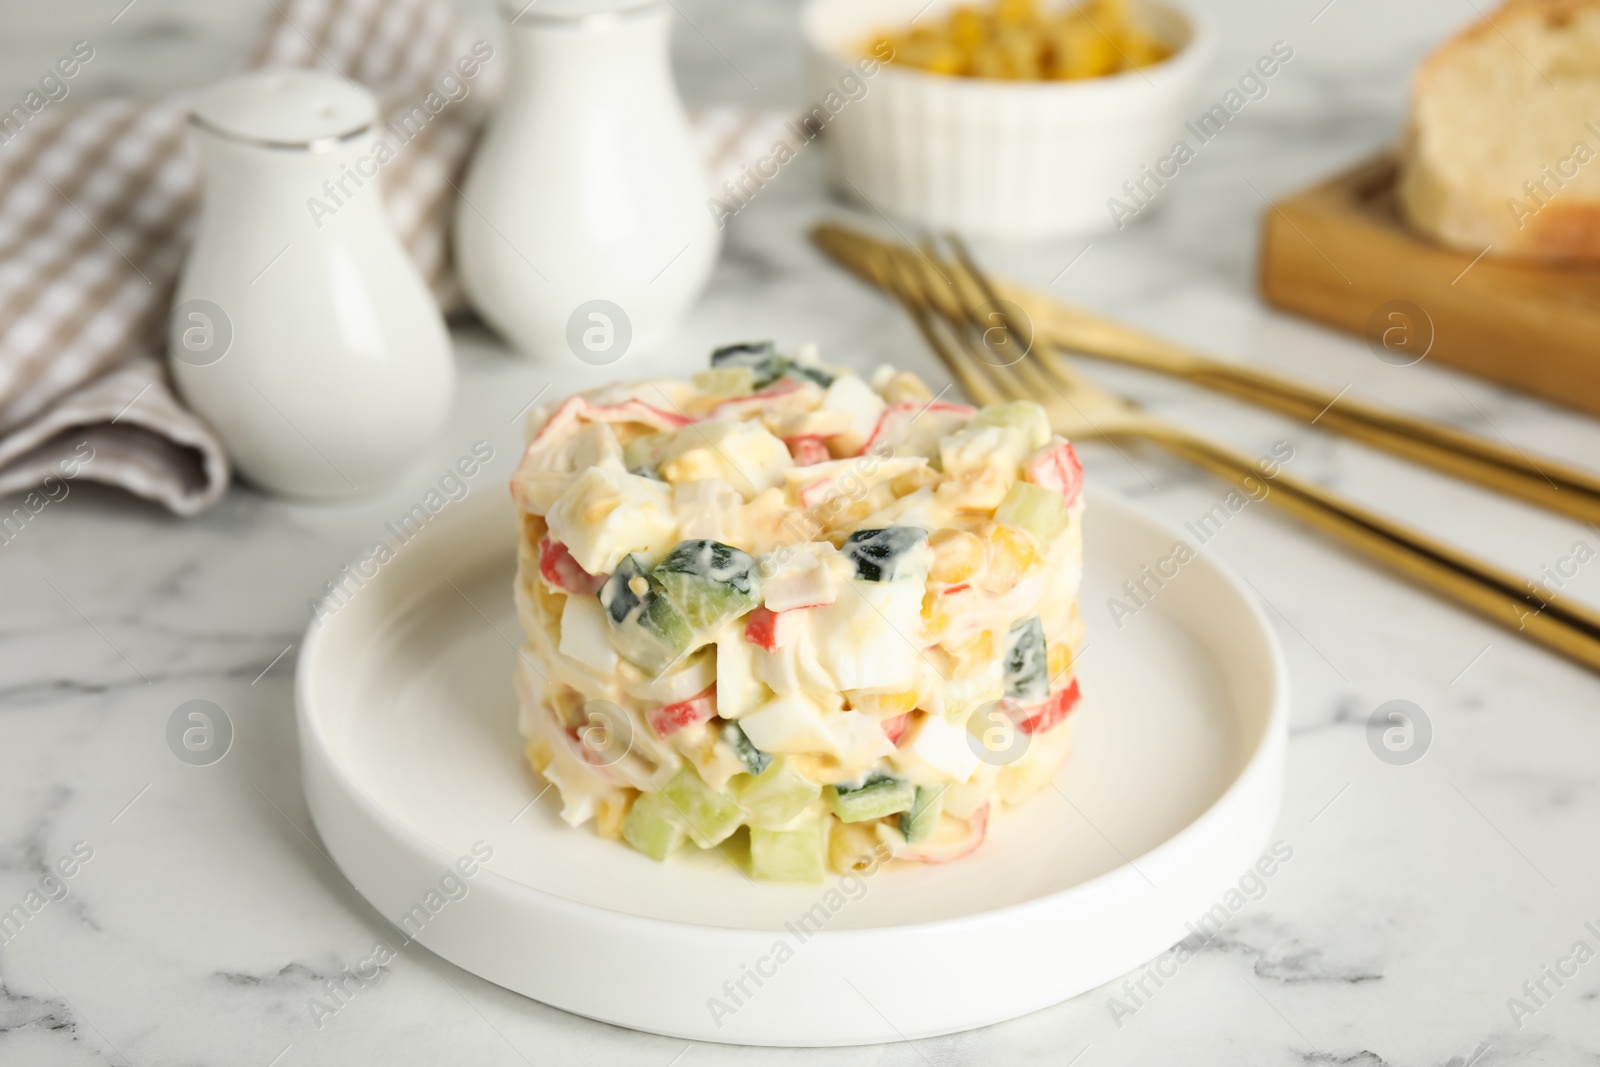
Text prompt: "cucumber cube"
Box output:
[[710, 341, 787, 388], [692, 366, 756, 397], [598, 556, 693, 676], [826, 775, 916, 823], [622, 432, 674, 476], [750, 818, 827, 883], [653, 540, 761, 632], [623, 792, 686, 861], [899, 786, 944, 844], [785, 362, 834, 388], [842, 526, 929, 582], [733, 759, 821, 829], [995, 481, 1069, 544], [722, 720, 772, 776], [1003, 615, 1049, 703], [660, 766, 746, 848], [599, 555, 652, 625], [973, 402, 1051, 451]]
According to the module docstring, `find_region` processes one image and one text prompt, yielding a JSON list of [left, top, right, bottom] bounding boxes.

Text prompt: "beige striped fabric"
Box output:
[[0, 0, 801, 517]]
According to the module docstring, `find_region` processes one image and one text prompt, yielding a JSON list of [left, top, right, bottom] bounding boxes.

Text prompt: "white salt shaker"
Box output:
[[455, 0, 719, 366], [170, 70, 454, 500]]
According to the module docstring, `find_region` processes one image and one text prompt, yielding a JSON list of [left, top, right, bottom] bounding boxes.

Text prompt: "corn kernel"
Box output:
[[996, 0, 1036, 27], [1051, 19, 1117, 79], [981, 521, 1036, 592], [879, 689, 922, 714], [789, 752, 845, 784], [1120, 29, 1167, 68], [872, 0, 1168, 80], [891, 465, 939, 497], [923, 43, 967, 74], [596, 792, 632, 840], [829, 818, 883, 873], [928, 527, 985, 584], [972, 45, 1010, 79], [846, 687, 922, 716], [951, 7, 986, 46]]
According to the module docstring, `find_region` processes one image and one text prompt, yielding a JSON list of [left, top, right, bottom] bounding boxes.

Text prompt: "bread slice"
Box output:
[[1399, 0, 1600, 262]]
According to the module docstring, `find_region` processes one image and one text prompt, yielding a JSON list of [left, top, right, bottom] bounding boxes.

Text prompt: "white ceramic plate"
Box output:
[[297, 484, 1286, 1046]]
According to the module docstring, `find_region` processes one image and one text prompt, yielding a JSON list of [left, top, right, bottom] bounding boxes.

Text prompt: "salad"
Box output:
[[511, 342, 1084, 882]]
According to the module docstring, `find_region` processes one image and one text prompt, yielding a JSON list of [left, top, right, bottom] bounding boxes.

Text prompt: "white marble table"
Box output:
[[5, 0, 1600, 1064]]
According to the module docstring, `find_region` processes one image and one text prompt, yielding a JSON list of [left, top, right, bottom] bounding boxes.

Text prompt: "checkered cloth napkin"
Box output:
[[0, 0, 800, 516]]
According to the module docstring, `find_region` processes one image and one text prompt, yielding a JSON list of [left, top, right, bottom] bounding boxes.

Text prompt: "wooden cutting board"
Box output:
[[1258, 152, 1600, 417]]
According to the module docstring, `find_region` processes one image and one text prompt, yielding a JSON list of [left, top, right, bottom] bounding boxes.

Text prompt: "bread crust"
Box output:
[[1399, 0, 1600, 262]]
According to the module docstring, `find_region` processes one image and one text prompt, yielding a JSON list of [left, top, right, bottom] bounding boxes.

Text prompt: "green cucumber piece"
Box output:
[[750, 817, 826, 883], [898, 786, 944, 844], [623, 792, 686, 861], [598, 555, 692, 676], [973, 402, 1051, 451], [692, 366, 756, 397], [1003, 615, 1049, 703], [842, 526, 929, 582], [942, 670, 1005, 723], [722, 720, 772, 776], [710, 341, 787, 388], [660, 766, 745, 848], [732, 759, 821, 829], [786, 361, 835, 388], [622, 431, 674, 476], [653, 539, 761, 632], [995, 481, 1069, 543], [825, 775, 915, 823]]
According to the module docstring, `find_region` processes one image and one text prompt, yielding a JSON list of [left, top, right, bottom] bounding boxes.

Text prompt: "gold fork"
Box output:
[[867, 239, 1600, 675], [813, 222, 1600, 525]]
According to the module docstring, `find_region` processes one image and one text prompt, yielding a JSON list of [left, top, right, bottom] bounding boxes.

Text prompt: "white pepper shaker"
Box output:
[[454, 0, 719, 367]]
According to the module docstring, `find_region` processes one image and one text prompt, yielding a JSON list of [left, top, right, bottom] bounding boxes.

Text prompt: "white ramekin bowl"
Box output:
[[801, 0, 1216, 239]]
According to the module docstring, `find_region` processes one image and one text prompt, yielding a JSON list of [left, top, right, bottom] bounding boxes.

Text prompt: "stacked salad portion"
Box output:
[[512, 343, 1084, 882]]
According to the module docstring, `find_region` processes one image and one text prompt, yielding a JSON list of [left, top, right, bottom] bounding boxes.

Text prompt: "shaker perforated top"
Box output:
[[190, 70, 377, 149]]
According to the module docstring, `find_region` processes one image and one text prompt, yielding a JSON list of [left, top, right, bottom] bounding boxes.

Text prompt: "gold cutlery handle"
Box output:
[[1129, 418, 1600, 672], [812, 221, 1600, 672], [1002, 283, 1600, 525]]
